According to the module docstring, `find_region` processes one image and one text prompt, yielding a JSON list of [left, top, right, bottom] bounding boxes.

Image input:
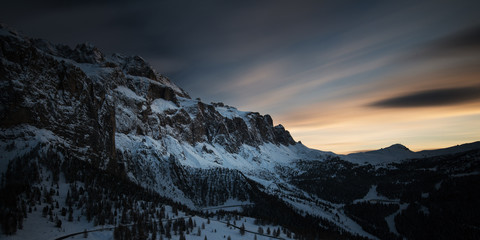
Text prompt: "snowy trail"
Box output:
[[54, 215, 195, 240], [211, 218, 286, 240], [385, 203, 409, 236], [200, 204, 255, 211], [54, 227, 113, 240], [54, 215, 287, 240]]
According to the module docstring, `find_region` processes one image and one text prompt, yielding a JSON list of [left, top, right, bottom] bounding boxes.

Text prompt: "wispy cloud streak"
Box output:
[[370, 87, 480, 108]]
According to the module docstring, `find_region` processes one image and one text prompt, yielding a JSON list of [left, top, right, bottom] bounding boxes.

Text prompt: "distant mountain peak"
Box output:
[[383, 143, 411, 151]]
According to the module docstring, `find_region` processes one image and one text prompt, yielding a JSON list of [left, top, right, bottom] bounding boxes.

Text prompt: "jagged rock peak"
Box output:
[[0, 23, 189, 98], [110, 54, 156, 80]]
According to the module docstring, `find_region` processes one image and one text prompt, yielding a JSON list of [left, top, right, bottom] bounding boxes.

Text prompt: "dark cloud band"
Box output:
[[370, 87, 480, 108], [436, 25, 480, 52]]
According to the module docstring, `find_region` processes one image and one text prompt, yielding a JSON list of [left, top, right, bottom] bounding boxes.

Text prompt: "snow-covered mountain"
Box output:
[[1, 24, 480, 240], [342, 142, 480, 165], [0, 23, 332, 206]]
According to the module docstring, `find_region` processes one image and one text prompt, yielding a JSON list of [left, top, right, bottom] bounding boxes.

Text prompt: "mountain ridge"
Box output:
[[342, 141, 480, 165]]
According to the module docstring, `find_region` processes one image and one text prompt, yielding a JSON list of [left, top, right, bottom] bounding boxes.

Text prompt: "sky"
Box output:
[[1, 0, 480, 153]]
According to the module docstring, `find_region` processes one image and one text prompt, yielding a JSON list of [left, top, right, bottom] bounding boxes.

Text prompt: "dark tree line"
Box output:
[[344, 202, 400, 240], [0, 151, 40, 235], [395, 175, 480, 240]]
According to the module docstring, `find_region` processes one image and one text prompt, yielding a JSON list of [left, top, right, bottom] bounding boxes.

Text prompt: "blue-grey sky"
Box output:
[[2, 0, 480, 153]]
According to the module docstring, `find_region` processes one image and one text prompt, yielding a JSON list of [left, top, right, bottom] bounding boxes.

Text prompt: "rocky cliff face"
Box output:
[[1, 27, 116, 168]]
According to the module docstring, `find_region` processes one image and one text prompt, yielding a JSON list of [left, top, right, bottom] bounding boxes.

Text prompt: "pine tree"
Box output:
[[240, 223, 245, 235], [17, 213, 24, 230], [165, 222, 171, 238], [173, 206, 178, 216], [2, 212, 17, 235], [68, 211, 73, 222], [42, 206, 48, 218], [121, 208, 128, 224], [179, 232, 186, 240], [113, 226, 120, 240], [188, 217, 194, 230], [55, 217, 62, 228], [151, 229, 157, 240], [159, 220, 165, 234], [66, 190, 71, 205]]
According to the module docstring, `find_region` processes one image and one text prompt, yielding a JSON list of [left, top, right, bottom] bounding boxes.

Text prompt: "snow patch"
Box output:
[[0, 125, 63, 174], [151, 98, 178, 113], [216, 106, 250, 121], [353, 185, 396, 204], [114, 86, 145, 102]]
